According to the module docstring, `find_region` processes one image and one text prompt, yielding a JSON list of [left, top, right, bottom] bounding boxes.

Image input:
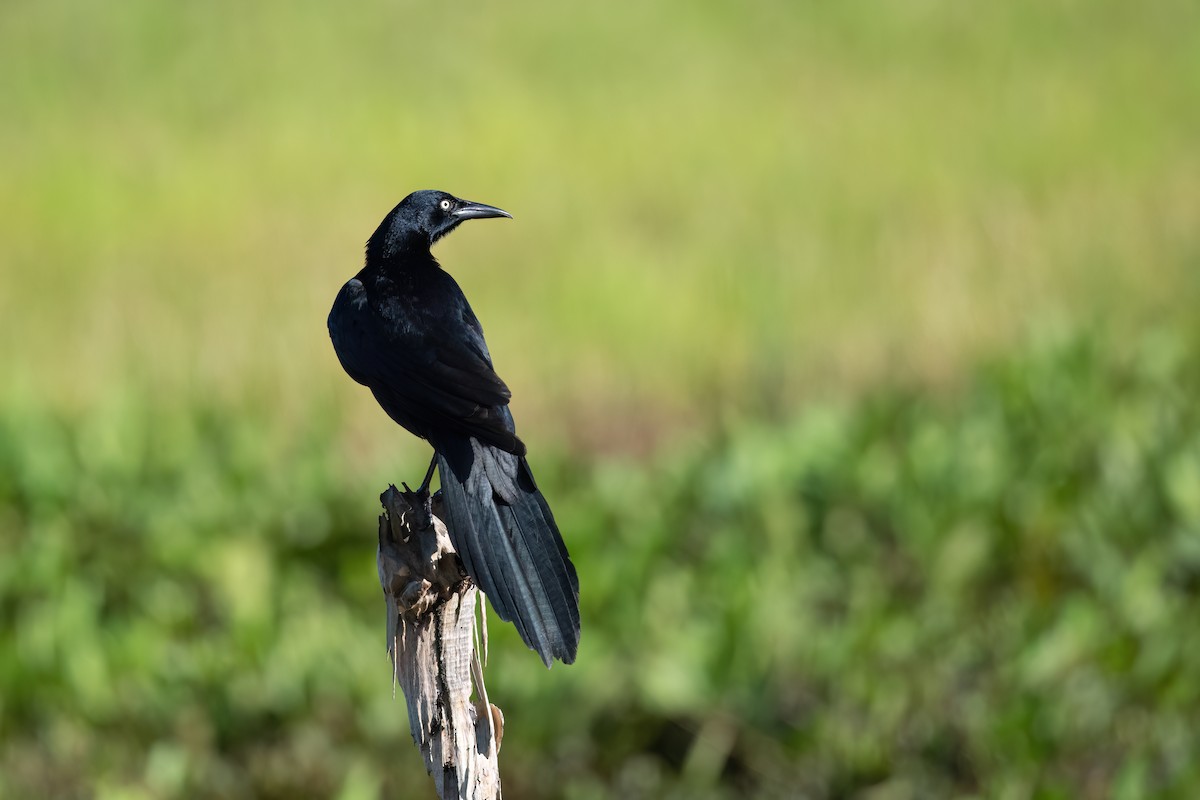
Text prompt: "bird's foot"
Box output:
[[398, 455, 439, 521], [398, 482, 434, 529]]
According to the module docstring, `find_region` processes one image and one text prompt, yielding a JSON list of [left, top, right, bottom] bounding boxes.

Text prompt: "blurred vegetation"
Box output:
[[3, 332, 1200, 799], [2, 0, 1199, 797], [3, 0, 1199, 448]]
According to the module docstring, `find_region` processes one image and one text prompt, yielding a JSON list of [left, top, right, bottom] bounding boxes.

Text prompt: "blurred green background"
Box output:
[[2, 0, 1199, 797]]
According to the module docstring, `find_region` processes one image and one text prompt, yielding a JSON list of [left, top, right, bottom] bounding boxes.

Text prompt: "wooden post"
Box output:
[[377, 485, 503, 800]]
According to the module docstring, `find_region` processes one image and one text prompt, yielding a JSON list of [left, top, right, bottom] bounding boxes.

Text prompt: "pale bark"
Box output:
[[377, 485, 503, 800]]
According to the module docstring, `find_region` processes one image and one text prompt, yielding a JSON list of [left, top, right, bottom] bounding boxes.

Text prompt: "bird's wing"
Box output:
[[329, 277, 524, 453]]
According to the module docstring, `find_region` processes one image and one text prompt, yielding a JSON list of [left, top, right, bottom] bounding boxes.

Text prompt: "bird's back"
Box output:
[[328, 259, 524, 454]]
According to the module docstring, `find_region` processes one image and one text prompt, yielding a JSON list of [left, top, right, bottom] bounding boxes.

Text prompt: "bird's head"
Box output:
[[367, 190, 512, 261]]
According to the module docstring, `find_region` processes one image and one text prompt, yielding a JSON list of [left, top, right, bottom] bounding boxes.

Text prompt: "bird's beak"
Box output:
[[453, 201, 513, 220]]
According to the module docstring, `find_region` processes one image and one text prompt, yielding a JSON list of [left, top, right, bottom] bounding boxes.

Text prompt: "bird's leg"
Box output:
[[417, 453, 438, 495], [402, 453, 439, 499]]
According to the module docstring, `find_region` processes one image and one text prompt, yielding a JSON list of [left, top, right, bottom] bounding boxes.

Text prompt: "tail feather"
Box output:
[[437, 443, 580, 666], [501, 466, 580, 641]]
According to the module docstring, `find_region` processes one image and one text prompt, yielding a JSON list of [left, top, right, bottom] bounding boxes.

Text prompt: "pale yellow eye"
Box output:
[[440, 199, 452, 211]]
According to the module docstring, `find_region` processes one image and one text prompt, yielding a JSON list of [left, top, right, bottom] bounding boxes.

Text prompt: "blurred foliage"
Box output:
[[2, 330, 1199, 799], [2, 0, 1200, 797]]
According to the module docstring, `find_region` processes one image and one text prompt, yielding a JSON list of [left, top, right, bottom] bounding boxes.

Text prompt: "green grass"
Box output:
[[3, 331, 1199, 798], [2, 1, 1200, 797]]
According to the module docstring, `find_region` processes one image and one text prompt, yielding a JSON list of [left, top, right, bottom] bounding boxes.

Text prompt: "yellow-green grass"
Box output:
[[2, 0, 1198, 460]]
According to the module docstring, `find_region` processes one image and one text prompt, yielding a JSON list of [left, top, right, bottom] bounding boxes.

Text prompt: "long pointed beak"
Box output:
[[453, 201, 512, 220]]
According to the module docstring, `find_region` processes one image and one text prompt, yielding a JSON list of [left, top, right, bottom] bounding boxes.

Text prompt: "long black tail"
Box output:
[[436, 438, 580, 666]]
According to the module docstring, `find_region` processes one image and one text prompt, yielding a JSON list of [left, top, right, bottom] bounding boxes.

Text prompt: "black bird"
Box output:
[[328, 190, 580, 666]]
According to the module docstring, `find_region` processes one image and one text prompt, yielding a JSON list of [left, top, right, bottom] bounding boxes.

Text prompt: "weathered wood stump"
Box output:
[[377, 485, 503, 800]]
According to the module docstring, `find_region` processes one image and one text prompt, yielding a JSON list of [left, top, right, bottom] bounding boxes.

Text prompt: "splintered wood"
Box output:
[[377, 485, 503, 800]]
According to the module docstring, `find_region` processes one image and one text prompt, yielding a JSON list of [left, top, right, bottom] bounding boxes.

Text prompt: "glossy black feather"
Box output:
[[328, 190, 580, 665], [437, 440, 580, 666]]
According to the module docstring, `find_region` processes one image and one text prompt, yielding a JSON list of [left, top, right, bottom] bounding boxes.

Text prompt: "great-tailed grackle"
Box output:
[[328, 190, 580, 666]]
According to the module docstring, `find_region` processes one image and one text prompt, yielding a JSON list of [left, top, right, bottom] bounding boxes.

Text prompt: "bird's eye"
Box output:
[[439, 199, 452, 211]]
